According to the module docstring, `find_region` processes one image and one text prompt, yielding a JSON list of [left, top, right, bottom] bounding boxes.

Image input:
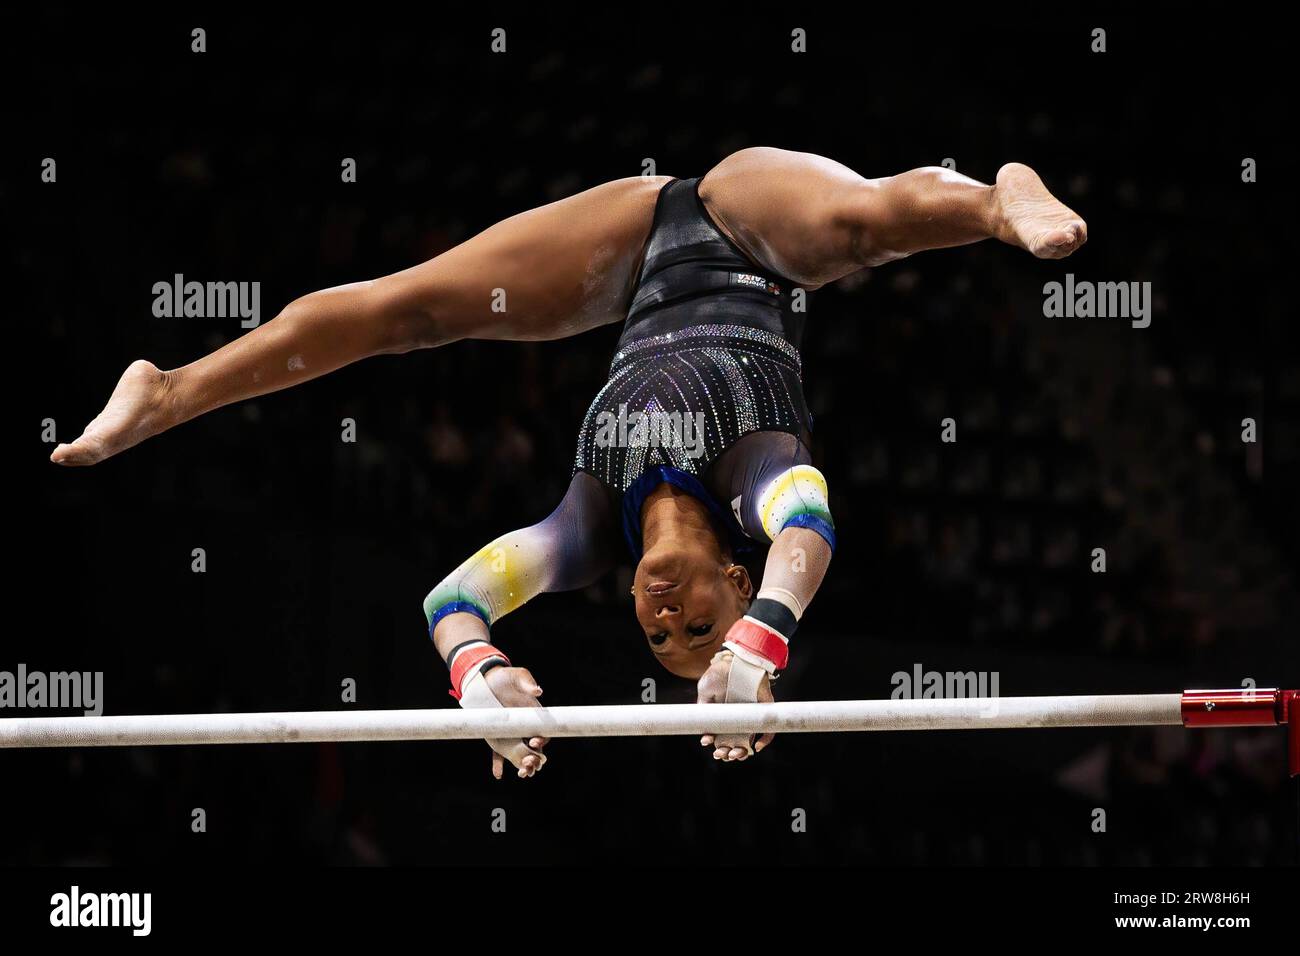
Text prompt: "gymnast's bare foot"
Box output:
[[994, 162, 1088, 259], [50, 360, 176, 466]]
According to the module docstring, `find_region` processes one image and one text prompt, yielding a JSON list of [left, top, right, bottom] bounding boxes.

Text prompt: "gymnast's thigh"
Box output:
[[384, 175, 671, 346]]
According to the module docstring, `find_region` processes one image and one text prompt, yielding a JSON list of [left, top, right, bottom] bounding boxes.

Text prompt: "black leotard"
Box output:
[[573, 177, 814, 501], [424, 178, 834, 634]]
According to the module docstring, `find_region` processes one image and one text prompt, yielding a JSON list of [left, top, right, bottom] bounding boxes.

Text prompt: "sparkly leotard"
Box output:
[[573, 177, 813, 495], [423, 178, 834, 636]]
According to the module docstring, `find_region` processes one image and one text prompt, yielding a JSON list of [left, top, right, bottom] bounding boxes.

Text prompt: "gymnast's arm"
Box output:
[[700, 434, 835, 759], [731, 453, 835, 673], [422, 472, 618, 777], [755, 524, 833, 634]]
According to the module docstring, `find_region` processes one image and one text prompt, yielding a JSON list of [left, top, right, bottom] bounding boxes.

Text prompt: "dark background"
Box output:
[[9, 8, 1297, 865]]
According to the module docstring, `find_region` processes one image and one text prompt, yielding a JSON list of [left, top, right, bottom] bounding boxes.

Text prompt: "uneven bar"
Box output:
[[0, 694, 1185, 748]]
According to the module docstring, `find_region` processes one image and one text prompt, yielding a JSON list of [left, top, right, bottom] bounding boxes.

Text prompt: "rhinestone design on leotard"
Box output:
[[609, 323, 801, 370], [573, 324, 811, 496]]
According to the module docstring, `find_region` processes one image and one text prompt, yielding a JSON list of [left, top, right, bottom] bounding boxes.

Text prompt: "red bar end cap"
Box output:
[[1284, 690, 1298, 778]]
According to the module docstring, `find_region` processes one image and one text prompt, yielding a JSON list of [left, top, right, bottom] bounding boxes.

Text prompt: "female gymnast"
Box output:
[[51, 147, 1086, 778]]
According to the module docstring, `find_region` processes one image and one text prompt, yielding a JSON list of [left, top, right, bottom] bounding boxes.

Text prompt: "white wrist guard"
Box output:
[[454, 655, 547, 772]]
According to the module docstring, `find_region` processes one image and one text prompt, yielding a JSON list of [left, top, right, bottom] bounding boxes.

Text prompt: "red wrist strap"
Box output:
[[448, 644, 510, 700], [727, 619, 790, 671]]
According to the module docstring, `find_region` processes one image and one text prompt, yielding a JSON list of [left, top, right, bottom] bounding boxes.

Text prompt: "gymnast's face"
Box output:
[[632, 545, 753, 679]]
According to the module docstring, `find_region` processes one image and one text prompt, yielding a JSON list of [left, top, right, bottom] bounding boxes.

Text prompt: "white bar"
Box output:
[[0, 695, 1183, 748]]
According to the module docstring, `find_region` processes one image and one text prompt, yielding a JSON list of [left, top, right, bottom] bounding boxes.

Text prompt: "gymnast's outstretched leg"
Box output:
[[50, 176, 669, 466], [51, 149, 1085, 467], [697, 147, 1086, 288]]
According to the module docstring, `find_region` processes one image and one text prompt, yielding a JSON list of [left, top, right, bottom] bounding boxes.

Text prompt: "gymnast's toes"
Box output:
[[994, 162, 1088, 260], [50, 359, 173, 466]]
